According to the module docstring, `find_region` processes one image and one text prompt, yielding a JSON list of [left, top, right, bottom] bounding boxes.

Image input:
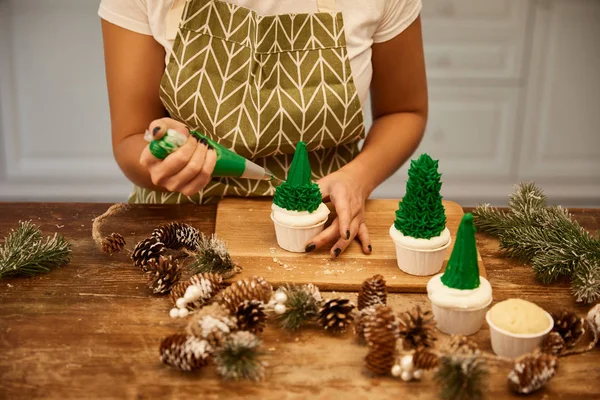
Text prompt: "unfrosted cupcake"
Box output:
[[486, 299, 553, 358], [427, 213, 492, 335], [271, 142, 329, 253], [390, 153, 450, 276]]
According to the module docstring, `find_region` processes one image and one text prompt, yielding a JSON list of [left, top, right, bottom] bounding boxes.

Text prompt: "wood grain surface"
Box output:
[[0, 202, 598, 400], [215, 198, 485, 292]]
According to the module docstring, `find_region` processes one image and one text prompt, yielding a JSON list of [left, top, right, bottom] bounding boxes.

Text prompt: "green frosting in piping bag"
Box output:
[[441, 213, 480, 290], [273, 142, 323, 213], [394, 153, 446, 239]]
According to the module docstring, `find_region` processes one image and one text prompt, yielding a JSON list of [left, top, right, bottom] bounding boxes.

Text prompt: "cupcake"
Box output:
[[486, 299, 553, 358], [271, 142, 330, 252], [390, 153, 451, 276], [427, 213, 492, 335]]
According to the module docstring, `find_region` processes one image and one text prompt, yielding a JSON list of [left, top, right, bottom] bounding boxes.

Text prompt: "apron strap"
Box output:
[[166, 0, 187, 41], [316, 0, 337, 13]]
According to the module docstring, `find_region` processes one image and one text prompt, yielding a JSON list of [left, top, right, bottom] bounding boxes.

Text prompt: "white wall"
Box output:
[[1, 0, 599, 206]]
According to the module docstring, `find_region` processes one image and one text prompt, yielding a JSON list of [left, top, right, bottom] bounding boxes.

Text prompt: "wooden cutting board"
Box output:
[[214, 198, 486, 292]]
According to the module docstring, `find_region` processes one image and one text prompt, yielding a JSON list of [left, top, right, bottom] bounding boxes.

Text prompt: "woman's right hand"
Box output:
[[140, 118, 217, 196]]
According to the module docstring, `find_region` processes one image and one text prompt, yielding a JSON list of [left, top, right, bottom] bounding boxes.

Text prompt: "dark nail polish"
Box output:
[[305, 243, 316, 253], [193, 135, 200, 141], [334, 248, 341, 257], [346, 230, 350, 240], [368, 244, 372, 253], [199, 137, 208, 146], [152, 126, 161, 136], [208, 145, 214, 151]]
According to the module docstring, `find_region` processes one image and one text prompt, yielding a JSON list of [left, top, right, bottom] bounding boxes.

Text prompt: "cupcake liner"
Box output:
[[389, 225, 451, 276], [271, 214, 327, 253], [430, 300, 491, 336], [486, 310, 554, 358]]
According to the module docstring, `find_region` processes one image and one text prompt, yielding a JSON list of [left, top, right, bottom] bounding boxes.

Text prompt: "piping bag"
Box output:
[[144, 129, 275, 181]]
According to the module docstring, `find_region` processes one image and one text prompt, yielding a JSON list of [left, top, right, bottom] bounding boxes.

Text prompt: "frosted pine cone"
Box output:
[[146, 255, 182, 294], [365, 344, 396, 376], [413, 348, 440, 370], [508, 352, 558, 394], [587, 304, 600, 348], [540, 332, 565, 356], [355, 306, 377, 342], [101, 233, 126, 254], [551, 310, 585, 347], [170, 272, 224, 311], [132, 237, 165, 271], [159, 334, 212, 371], [187, 314, 237, 348], [318, 298, 355, 334], [358, 275, 387, 310], [217, 277, 273, 313], [152, 222, 184, 250], [235, 300, 267, 334], [363, 305, 398, 348], [397, 305, 437, 349]]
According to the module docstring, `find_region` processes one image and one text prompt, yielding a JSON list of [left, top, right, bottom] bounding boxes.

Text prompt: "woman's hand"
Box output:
[[306, 166, 373, 258], [139, 118, 217, 196]]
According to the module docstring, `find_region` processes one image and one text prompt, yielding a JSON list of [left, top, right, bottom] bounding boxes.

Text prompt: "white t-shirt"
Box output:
[[99, 0, 421, 106]]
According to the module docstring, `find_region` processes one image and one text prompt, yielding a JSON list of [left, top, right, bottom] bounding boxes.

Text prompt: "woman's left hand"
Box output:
[[306, 166, 373, 258]]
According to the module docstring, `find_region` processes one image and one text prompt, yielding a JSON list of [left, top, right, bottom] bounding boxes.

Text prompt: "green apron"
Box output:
[[129, 0, 365, 204]]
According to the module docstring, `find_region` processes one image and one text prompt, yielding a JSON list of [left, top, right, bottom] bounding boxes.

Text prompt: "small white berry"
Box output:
[[184, 285, 201, 301], [169, 308, 179, 319], [274, 303, 286, 315], [178, 307, 189, 318], [413, 369, 423, 380], [176, 298, 187, 309], [401, 370, 413, 382], [400, 354, 414, 372], [274, 291, 287, 304], [391, 364, 402, 377]]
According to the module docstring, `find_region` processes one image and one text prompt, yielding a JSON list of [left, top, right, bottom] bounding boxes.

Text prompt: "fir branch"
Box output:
[[434, 354, 489, 400], [572, 258, 600, 303], [188, 234, 241, 279], [275, 284, 321, 330], [0, 221, 72, 278], [214, 331, 265, 381]]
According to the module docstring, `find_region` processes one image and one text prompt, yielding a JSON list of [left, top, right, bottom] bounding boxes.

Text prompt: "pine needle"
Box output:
[[0, 221, 72, 278], [275, 284, 321, 330], [434, 354, 489, 400], [214, 331, 265, 381], [188, 234, 241, 279]]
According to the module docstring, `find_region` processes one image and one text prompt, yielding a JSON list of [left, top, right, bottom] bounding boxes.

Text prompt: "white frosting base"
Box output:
[[271, 203, 330, 227], [427, 273, 492, 310], [389, 226, 451, 250]]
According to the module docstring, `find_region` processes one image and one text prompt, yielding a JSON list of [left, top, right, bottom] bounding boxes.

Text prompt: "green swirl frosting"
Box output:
[[273, 142, 323, 213], [394, 153, 446, 239]]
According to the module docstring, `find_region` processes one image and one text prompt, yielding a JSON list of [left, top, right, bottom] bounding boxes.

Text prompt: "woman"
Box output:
[[99, 0, 428, 257]]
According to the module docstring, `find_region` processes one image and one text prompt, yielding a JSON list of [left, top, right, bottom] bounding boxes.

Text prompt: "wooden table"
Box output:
[[0, 203, 598, 400]]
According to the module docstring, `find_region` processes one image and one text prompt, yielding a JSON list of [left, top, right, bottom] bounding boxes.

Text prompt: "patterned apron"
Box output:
[[129, 0, 365, 204]]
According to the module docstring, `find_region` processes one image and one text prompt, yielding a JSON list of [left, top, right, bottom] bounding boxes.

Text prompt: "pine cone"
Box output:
[[216, 277, 273, 313], [551, 310, 585, 347], [169, 272, 224, 310], [101, 233, 126, 254], [365, 345, 396, 375], [446, 335, 479, 355], [153, 222, 200, 251], [318, 298, 355, 334], [159, 334, 212, 371], [397, 305, 437, 349], [187, 314, 237, 348], [358, 274, 387, 310], [540, 332, 565, 356], [146, 255, 182, 294], [508, 352, 558, 394], [413, 348, 440, 370], [235, 300, 267, 334], [363, 305, 398, 348], [132, 237, 165, 271], [355, 306, 376, 342], [587, 304, 600, 347]]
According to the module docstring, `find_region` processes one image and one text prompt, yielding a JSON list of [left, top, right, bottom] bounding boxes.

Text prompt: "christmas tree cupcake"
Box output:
[[389, 153, 451, 276], [271, 142, 330, 253], [426, 213, 493, 335]]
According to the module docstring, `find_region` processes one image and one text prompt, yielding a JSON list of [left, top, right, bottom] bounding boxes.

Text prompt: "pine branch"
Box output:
[[434, 354, 489, 400], [0, 221, 72, 278], [188, 234, 241, 279], [275, 284, 321, 330], [572, 258, 600, 303]]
